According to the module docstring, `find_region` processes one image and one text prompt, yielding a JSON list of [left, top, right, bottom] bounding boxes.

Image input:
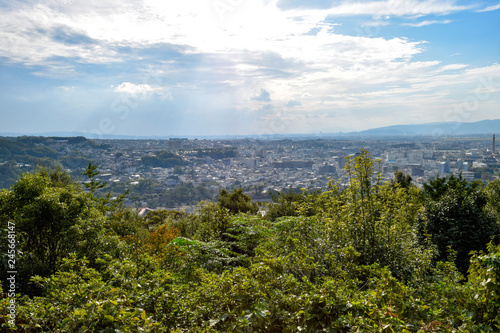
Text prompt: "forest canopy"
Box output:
[[2, 150, 500, 332]]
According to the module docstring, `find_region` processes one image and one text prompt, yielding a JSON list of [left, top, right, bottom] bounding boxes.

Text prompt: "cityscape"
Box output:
[[2, 133, 498, 211]]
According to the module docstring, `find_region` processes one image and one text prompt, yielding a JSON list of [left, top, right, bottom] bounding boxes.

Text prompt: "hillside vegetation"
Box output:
[[2, 149, 500, 332], [0, 136, 107, 189]]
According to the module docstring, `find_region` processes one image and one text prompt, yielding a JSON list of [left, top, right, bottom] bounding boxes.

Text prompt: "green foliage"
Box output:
[[129, 181, 215, 207], [1, 172, 82, 273], [266, 190, 305, 221], [164, 201, 229, 242], [164, 214, 271, 274], [468, 242, 500, 330], [486, 177, 500, 217], [312, 149, 434, 281], [82, 162, 107, 194], [11, 255, 161, 332], [142, 209, 186, 229], [0, 161, 23, 189], [5, 148, 500, 332], [0, 137, 104, 185], [38, 164, 75, 188], [173, 165, 183, 175], [132, 178, 157, 193], [170, 238, 244, 274], [423, 173, 481, 201], [256, 216, 338, 282], [107, 207, 143, 237], [222, 215, 271, 258], [194, 201, 232, 242], [418, 176, 498, 274], [390, 170, 413, 189], [61, 153, 91, 169], [0, 167, 121, 296], [0, 137, 59, 160], [218, 188, 258, 215], [141, 151, 186, 168], [192, 147, 238, 159], [83, 162, 129, 214], [472, 166, 500, 181]]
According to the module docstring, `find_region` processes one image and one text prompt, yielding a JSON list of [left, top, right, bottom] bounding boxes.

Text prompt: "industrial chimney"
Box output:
[[494, 134, 496, 155]]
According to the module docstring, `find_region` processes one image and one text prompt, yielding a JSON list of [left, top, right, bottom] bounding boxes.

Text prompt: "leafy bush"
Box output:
[[8, 256, 161, 332], [418, 181, 498, 274], [467, 242, 500, 330], [3, 151, 500, 331]]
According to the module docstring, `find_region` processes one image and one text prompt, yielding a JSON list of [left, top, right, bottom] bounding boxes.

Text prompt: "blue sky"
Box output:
[[0, 0, 499, 137]]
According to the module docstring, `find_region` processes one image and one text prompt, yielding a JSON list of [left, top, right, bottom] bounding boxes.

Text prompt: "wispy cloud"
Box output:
[[437, 64, 469, 71], [316, 0, 476, 17], [476, 3, 500, 12], [402, 19, 453, 27], [114, 82, 172, 100]]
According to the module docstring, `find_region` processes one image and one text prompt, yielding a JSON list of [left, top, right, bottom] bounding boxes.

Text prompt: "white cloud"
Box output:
[[0, 0, 467, 66], [114, 82, 172, 99], [312, 0, 476, 17], [438, 64, 468, 71], [476, 3, 500, 12], [0, 0, 497, 134], [57, 85, 76, 91], [402, 19, 453, 27]]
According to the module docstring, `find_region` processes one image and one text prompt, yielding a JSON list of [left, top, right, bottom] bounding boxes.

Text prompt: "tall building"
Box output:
[[458, 159, 469, 171], [439, 161, 450, 174], [168, 138, 185, 150], [493, 134, 496, 155]]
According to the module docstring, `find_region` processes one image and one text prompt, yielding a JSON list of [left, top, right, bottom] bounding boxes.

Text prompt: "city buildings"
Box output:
[[1, 134, 498, 209]]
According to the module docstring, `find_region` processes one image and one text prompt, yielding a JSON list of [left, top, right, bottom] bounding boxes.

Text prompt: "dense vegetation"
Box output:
[[190, 148, 238, 159], [141, 151, 187, 168], [2, 149, 500, 332], [0, 136, 108, 189]]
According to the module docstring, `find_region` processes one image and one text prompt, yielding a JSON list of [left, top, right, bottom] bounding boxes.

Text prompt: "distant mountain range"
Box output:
[[1, 119, 499, 139], [351, 119, 500, 137]]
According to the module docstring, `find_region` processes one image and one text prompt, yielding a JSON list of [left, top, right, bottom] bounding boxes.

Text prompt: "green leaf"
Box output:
[[486, 280, 498, 291], [104, 315, 115, 322], [73, 308, 87, 316]]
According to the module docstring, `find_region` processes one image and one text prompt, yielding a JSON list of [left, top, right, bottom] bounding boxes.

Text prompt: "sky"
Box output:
[[0, 0, 499, 138]]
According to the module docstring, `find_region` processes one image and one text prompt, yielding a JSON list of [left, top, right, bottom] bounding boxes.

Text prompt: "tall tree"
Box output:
[[218, 188, 258, 215], [390, 170, 413, 189], [314, 149, 433, 280], [418, 175, 498, 274], [0, 167, 110, 295]]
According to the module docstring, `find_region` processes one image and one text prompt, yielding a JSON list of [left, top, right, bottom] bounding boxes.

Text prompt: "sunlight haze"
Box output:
[[0, 0, 499, 137]]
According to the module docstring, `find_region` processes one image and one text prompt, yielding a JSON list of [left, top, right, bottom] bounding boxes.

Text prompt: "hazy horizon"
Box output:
[[1, 0, 499, 137]]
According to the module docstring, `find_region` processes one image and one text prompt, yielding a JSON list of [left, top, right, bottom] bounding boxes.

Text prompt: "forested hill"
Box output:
[[0, 136, 104, 157], [2, 150, 500, 331], [0, 136, 108, 188]]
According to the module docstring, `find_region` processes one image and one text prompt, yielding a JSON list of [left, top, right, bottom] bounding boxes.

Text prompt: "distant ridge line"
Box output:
[[1, 119, 499, 140], [353, 119, 500, 136]]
